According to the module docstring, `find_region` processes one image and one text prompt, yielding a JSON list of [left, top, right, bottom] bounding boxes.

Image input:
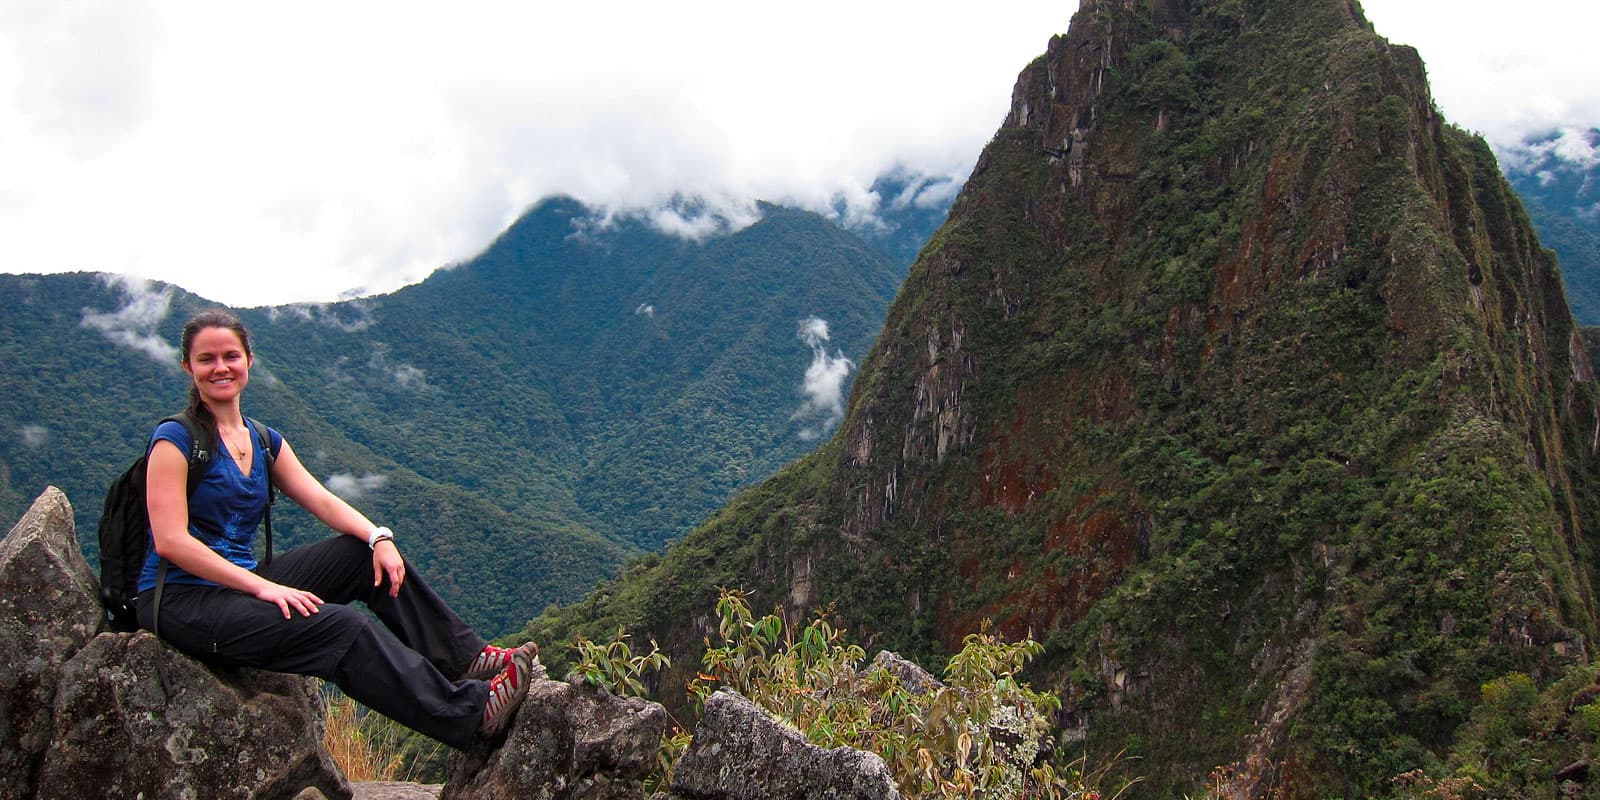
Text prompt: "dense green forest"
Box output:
[[0, 199, 914, 635], [1502, 129, 1600, 326], [521, 1, 1600, 795], [3, 12, 1599, 792]]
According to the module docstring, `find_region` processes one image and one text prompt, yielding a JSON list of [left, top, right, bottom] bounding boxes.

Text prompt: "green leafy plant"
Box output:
[[568, 627, 685, 794], [569, 626, 671, 697], [690, 588, 1134, 799]]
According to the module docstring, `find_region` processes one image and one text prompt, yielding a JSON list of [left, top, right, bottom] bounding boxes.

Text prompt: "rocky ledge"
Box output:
[[2, 487, 904, 799]]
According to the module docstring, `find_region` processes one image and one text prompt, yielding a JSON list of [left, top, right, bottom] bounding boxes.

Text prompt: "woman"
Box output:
[[138, 308, 534, 749]]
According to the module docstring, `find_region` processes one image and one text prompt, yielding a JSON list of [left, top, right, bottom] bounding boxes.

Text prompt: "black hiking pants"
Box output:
[[136, 535, 490, 749]]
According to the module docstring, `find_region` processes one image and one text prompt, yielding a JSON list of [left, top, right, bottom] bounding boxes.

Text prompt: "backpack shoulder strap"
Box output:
[[244, 417, 275, 464], [159, 411, 212, 498], [148, 411, 208, 646], [244, 417, 278, 566], [244, 417, 277, 497]]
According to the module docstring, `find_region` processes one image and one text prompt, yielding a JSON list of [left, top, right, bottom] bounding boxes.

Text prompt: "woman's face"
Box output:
[[183, 326, 252, 407]]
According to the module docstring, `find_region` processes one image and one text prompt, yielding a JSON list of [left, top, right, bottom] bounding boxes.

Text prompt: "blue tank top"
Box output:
[[136, 418, 284, 592]]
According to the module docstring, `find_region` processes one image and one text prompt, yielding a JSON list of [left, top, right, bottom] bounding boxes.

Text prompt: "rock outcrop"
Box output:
[[442, 666, 669, 800], [1, 488, 350, 800], [656, 689, 904, 800], [38, 631, 350, 800], [0, 486, 102, 800], [869, 649, 941, 694], [5, 487, 916, 799]]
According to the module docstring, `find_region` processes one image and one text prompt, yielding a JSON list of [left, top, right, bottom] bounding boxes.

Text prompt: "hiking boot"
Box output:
[[462, 641, 539, 681], [478, 646, 534, 738]]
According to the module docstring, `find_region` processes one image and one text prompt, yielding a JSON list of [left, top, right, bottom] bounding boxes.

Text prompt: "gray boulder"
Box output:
[[1, 487, 350, 800], [0, 486, 118, 799], [442, 668, 669, 800], [339, 784, 443, 800], [38, 631, 351, 800], [661, 689, 904, 800], [867, 650, 942, 694]]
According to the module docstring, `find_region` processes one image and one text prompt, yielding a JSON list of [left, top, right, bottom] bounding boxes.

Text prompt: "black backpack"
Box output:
[[97, 412, 276, 633]]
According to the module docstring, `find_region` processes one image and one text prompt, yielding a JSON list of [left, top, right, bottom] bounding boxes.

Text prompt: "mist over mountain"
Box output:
[[7, 4, 1600, 791], [1502, 128, 1600, 325], [0, 198, 908, 635], [528, 0, 1600, 794]]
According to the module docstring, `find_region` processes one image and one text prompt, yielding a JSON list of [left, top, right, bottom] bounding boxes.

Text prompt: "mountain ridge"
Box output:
[[0, 198, 906, 635], [526, 0, 1600, 794]]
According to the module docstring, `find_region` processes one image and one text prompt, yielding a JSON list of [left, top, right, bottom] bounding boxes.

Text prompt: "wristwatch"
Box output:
[[368, 526, 395, 550]]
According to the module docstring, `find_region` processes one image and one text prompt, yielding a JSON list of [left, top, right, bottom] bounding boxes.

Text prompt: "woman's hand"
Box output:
[[255, 582, 324, 619], [373, 540, 406, 597]]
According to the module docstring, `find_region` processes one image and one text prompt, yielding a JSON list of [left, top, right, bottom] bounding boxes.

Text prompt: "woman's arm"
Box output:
[[146, 439, 324, 618], [268, 437, 406, 596]]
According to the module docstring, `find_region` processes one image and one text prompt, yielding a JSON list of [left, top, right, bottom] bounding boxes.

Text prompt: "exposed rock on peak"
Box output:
[[530, 0, 1600, 794]]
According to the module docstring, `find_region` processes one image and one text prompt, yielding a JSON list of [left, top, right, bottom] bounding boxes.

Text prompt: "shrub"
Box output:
[[550, 590, 1132, 798], [690, 588, 1131, 799]]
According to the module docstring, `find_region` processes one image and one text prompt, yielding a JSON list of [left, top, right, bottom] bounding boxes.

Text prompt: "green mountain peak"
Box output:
[[533, 0, 1600, 793]]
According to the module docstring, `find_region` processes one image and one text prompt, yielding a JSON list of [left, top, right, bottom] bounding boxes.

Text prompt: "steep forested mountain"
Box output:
[[529, 0, 1600, 795], [0, 199, 903, 634]]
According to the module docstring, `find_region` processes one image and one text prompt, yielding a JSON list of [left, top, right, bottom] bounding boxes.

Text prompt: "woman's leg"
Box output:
[[138, 583, 488, 749], [259, 536, 486, 679]]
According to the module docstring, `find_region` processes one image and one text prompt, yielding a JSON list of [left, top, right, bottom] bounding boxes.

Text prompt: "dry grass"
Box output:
[[322, 689, 439, 782]]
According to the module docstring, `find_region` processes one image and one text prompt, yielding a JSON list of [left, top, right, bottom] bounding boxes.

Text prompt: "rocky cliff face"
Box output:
[[533, 0, 1600, 795]]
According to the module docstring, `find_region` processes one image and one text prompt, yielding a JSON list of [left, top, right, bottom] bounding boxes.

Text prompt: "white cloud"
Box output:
[[79, 275, 179, 364], [392, 364, 427, 389], [264, 300, 376, 332], [2, 2, 1596, 307], [366, 343, 429, 390], [635, 303, 656, 318], [1360, 0, 1600, 148], [1515, 128, 1600, 170], [0, 2, 1069, 306], [1, 0, 162, 161], [325, 471, 388, 500], [792, 317, 855, 441], [19, 425, 48, 449]]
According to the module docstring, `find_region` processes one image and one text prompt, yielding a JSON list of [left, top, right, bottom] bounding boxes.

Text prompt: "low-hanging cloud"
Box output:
[[264, 299, 376, 332], [79, 274, 179, 365], [792, 317, 855, 442], [392, 364, 427, 389], [19, 424, 49, 449], [1499, 127, 1600, 173], [6, 3, 1597, 308], [366, 343, 430, 390], [324, 471, 388, 500]]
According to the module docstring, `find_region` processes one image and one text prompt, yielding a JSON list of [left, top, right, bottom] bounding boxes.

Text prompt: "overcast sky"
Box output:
[[2, 1, 1597, 307]]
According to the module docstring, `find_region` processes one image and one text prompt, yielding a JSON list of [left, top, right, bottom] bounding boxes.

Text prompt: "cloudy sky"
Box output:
[[2, 0, 1597, 307]]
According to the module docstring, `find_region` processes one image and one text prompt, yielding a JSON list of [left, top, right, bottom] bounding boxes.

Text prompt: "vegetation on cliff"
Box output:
[[527, 0, 1600, 795]]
